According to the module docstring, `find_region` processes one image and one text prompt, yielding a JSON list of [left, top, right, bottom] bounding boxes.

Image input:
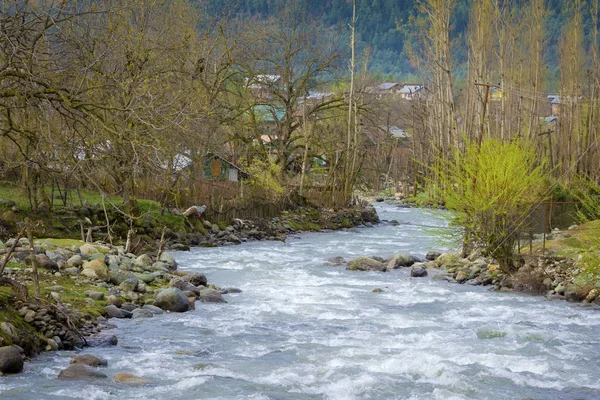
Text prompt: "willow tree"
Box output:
[[430, 139, 547, 272]]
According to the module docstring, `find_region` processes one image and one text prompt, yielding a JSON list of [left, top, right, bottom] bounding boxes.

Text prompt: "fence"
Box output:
[[517, 201, 600, 256]]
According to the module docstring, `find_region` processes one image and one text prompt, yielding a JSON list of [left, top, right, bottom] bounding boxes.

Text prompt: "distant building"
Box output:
[[203, 153, 249, 182], [547, 95, 560, 116], [490, 87, 502, 101], [246, 75, 282, 99], [398, 84, 424, 100]]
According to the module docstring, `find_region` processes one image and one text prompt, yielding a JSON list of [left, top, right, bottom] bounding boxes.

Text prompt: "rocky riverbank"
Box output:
[[0, 202, 380, 375], [330, 247, 597, 305]]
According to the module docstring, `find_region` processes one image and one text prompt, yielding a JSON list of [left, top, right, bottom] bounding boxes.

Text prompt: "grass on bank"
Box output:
[[526, 219, 600, 285], [0, 181, 188, 238]]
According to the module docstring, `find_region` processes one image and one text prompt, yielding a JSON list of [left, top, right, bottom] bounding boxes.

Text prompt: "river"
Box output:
[[2, 204, 600, 399]]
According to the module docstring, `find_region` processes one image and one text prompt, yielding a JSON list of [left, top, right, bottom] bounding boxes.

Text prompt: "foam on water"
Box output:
[[3, 204, 600, 399]]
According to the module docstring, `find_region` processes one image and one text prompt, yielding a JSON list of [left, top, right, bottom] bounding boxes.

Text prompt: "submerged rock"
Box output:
[[114, 372, 150, 386], [325, 256, 346, 266]]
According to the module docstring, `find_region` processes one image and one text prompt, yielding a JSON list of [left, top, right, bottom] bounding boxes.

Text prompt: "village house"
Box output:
[[203, 153, 249, 182], [398, 84, 424, 100]]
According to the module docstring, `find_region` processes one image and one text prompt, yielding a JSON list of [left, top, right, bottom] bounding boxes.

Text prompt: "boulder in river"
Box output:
[[70, 354, 108, 367], [0, 346, 24, 374], [198, 289, 227, 303], [155, 288, 190, 312], [386, 252, 418, 269], [410, 266, 428, 278], [182, 272, 208, 287], [347, 257, 387, 272], [58, 364, 107, 379]]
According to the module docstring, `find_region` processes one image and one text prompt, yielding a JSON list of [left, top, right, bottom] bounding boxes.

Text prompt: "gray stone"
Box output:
[[134, 254, 153, 269], [183, 273, 208, 287], [62, 267, 80, 276], [410, 266, 428, 278], [0, 346, 24, 374], [224, 288, 242, 294], [109, 270, 137, 286], [105, 295, 122, 307], [347, 257, 386, 272], [199, 289, 227, 303], [425, 251, 442, 261], [142, 305, 164, 315], [0, 323, 19, 344], [119, 277, 139, 292], [105, 305, 130, 319], [70, 354, 108, 367], [149, 261, 169, 272], [387, 252, 418, 269], [135, 273, 156, 284], [120, 302, 138, 312], [132, 309, 154, 319], [565, 284, 585, 303], [170, 278, 200, 296], [85, 290, 105, 301], [155, 288, 190, 312], [158, 253, 177, 270], [58, 364, 107, 379]]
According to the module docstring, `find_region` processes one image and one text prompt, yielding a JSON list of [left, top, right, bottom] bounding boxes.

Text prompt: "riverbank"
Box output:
[[3, 203, 600, 399], [0, 202, 379, 375]]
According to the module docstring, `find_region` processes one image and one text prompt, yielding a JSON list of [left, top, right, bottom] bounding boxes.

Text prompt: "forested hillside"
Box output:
[[202, 0, 596, 82]]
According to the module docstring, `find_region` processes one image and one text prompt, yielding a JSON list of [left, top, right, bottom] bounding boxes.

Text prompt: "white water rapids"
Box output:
[[2, 204, 600, 399]]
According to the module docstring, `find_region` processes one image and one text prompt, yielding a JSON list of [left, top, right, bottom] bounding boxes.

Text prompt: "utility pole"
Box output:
[[538, 129, 554, 170], [474, 82, 499, 148]]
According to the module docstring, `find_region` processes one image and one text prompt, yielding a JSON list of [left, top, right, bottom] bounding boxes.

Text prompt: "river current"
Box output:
[[2, 204, 600, 399]]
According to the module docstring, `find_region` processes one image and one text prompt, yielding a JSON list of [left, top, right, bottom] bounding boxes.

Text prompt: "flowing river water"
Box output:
[[2, 204, 600, 399]]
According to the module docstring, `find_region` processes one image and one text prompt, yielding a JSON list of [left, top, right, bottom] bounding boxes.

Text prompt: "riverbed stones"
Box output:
[[159, 253, 177, 270], [79, 243, 98, 255], [170, 278, 200, 295], [119, 277, 139, 292], [0, 346, 24, 374], [132, 309, 154, 319], [58, 364, 107, 379], [455, 271, 469, 283], [347, 257, 386, 272], [114, 372, 150, 386], [0, 323, 19, 344], [85, 290, 105, 301], [105, 305, 132, 319], [182, 272, 208, 287], [142, 305, 163, 315], [386, 252, 417, 269], [134, 254, 153, 269], [425, 251, 442, 261], [155, 288, 190, 312], [81, 259, 110, 282], [70, 354, 108, 367]]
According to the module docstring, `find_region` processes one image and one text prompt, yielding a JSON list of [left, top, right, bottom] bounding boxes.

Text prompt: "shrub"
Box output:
[[429, 139, 548, 272]]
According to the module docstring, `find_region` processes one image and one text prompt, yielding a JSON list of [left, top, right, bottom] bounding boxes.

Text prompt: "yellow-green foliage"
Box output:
[[246, 159, 285, 197], [430, 139, 548, 270]]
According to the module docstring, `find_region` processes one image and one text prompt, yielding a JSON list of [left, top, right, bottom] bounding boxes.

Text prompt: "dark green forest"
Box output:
[[201, 0, 597, 82]]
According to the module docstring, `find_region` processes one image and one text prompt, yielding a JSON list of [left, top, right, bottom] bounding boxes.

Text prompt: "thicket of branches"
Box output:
[[0, 0, 383, 213]]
